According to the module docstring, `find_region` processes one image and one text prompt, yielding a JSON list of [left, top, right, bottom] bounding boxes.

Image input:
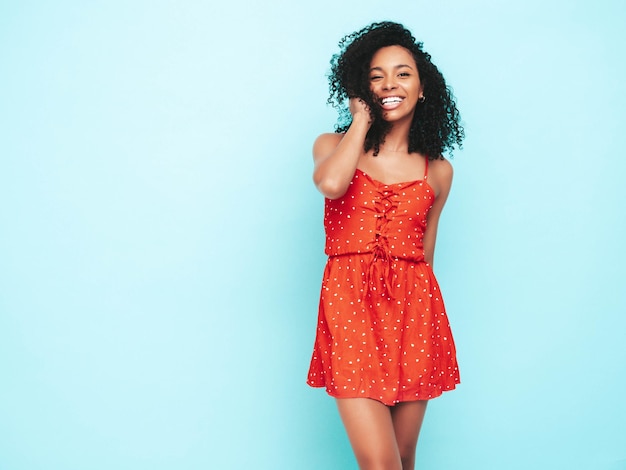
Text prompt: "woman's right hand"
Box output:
[[349, 97, 373, 126]]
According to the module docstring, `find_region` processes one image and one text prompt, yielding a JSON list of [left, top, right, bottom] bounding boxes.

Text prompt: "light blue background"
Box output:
[[1, 1, 625, 469]]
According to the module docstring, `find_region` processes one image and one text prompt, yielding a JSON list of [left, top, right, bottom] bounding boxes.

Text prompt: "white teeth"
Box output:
[[381, 97, 403, 104]]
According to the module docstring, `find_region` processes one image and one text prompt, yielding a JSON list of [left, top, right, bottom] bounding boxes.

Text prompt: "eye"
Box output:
[[398, 72, 411, 77], [369, 75, 383, 81]]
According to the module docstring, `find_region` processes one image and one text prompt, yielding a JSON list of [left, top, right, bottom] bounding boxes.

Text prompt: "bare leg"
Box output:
[[336, 398, 402, 470], [390, 400, 428, 470]]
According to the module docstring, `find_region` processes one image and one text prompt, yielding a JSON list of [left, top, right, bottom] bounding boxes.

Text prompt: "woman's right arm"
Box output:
[[312, 98, 372, 199]]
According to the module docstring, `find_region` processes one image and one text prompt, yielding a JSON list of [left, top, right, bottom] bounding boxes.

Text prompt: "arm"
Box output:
[[312, 99, 372, 199], [422, 158, 453, 267]]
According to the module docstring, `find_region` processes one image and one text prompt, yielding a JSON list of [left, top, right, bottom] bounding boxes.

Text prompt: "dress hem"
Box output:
[[306, 379, 459, 406]]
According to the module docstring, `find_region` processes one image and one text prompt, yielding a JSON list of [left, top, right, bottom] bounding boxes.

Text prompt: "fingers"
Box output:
[[349, 97, 373, 125], [349, 96, 369, 114]]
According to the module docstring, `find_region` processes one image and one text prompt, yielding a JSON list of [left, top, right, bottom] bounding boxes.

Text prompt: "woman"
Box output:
[[307, 21, 464, 470]]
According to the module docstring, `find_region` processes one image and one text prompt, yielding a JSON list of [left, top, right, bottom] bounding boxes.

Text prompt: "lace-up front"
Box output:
[[368, 186, 399, 298]]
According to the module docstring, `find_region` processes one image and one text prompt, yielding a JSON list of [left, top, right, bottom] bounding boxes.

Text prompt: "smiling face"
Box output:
[[369, 45, 423, 124]]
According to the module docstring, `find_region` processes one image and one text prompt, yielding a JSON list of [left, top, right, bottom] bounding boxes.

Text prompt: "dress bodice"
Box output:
[[324, 169, 435, 262]]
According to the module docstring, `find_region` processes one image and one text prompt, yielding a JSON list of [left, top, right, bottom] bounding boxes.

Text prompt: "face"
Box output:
[[369, 45, 423, 123]]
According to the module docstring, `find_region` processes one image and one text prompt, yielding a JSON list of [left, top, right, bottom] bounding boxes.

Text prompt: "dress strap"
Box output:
[[424, 156, 429, 181]]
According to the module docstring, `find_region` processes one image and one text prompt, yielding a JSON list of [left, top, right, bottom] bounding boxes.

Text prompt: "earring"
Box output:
[[418, 96, 425, 103]]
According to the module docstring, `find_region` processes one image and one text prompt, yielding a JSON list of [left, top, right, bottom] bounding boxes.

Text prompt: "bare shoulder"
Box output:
[[429, 157, 453, 178], [313, 133, 344, 163], [428, 157, 453, 196]]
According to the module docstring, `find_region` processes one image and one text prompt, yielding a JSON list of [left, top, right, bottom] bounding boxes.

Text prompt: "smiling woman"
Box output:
[[307, 21, 464, 470]]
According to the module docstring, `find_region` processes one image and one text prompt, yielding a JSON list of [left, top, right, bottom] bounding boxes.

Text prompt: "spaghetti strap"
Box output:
[[424, 156, 429, 181]]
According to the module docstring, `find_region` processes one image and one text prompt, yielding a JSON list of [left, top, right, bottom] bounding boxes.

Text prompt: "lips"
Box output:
[[380, 96, 404, 110]]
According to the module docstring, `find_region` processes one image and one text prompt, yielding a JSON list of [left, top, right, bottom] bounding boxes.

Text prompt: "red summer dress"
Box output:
[[307, 159, 460, 405]]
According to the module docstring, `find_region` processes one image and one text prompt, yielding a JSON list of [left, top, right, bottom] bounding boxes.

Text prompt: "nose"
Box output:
[[382, 75, 397, 90]]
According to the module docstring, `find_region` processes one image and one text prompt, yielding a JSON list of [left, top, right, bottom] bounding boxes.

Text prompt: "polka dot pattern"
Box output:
[[307, 167, 460, 405]]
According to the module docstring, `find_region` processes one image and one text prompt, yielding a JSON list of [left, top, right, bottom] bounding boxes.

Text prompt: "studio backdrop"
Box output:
[[1, 1, 625, 469]]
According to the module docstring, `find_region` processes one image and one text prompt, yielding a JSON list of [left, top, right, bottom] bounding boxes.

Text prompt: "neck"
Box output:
[[380, 119, 412, 153]]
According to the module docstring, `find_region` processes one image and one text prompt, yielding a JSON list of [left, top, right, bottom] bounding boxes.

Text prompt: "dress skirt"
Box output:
[[307, 253, 460, 406]]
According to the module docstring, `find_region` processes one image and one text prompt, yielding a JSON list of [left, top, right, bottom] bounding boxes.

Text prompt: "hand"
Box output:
[[349, 97, 373, 126]]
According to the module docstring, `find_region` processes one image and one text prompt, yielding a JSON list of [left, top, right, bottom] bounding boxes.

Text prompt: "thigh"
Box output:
[[390, 400, 428, 469], [336, 398, 402, 470]]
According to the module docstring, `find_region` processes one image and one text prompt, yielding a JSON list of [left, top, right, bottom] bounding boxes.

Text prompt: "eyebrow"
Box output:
[[369, 64, 414, 72]]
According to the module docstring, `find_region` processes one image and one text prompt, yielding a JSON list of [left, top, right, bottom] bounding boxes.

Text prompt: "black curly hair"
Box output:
[[328, 21, 464, 159]]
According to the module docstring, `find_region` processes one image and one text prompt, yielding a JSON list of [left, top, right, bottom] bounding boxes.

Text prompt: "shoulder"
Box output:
[[429, 156, 453, 177], [313, 133, 344, 162], [428, 157, 453, 196], [429, 157, 453, 183]]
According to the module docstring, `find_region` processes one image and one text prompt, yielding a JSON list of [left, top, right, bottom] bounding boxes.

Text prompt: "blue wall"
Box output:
[[1, 1, 625, 469]]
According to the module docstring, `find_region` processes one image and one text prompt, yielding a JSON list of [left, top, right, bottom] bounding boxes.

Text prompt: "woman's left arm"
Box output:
[[422, 158, 454, 267]]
